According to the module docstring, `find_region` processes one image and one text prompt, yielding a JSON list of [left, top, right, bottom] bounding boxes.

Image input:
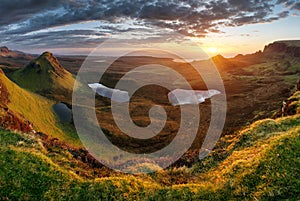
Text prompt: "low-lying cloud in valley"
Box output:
[[88, 83, 221, 106]]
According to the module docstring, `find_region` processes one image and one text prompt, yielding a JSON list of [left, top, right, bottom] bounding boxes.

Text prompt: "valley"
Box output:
[[0, 40, 300, 200]]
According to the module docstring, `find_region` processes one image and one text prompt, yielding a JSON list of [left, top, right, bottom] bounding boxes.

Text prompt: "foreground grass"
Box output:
[[1, 92, 300, 200]]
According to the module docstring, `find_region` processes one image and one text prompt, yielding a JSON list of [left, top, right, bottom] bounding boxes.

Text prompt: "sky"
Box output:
[[0, 0, 299, 59]]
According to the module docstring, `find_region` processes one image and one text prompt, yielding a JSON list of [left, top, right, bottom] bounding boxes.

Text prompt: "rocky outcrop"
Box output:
[[263, 41, 300, 57], [24, 51, 68, 77], [0, 46, 9, 54], [38, 51, 67, 77]]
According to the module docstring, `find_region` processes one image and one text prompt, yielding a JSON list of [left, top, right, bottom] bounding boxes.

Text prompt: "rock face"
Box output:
[[263, 41, 300, 57]]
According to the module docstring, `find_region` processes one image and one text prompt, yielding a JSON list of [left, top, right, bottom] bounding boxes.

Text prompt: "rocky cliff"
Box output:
[[263, 41, 300, 57]]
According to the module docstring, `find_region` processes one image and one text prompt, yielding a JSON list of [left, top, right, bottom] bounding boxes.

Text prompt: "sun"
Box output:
[[208, 47, 218, 53]]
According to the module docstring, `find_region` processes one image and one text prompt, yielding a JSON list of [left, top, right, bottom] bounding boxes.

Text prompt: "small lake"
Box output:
[[53, 102, 72, 123]]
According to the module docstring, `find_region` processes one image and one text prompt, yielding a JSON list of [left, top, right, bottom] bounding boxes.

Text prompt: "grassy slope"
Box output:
[[1, 92, 299, 200], [0, 72, 80, 147]]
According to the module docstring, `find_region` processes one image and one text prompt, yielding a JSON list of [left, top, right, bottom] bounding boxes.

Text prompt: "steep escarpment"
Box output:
[[263, 41, 300, 58]]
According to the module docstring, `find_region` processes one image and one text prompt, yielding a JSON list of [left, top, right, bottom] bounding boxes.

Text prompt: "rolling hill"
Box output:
[[0, 68, 80, 146], [8, 52, 75, 103]]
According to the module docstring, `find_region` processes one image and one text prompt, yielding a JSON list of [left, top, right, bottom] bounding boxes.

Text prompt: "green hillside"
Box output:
[[1, 91, 299, 200], [0, 70, 80, 147], [8, 52, 75, 103]]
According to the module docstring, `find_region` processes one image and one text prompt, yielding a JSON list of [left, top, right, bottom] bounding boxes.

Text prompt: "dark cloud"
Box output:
[[0, 0, 298, 51], [1, 0, 295, 34], [228, 0, 252, 11], [1, 28, 179, 50], [292, 2, 300, 10], [276, 0, 300, 10], [278, 11, 290, 18], [0, 0, 62, 27], [139, 2, 191, 20], [277, 0, 296, 7]]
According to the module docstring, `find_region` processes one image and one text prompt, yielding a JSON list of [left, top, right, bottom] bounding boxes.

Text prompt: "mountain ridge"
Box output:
[[0, 46, 34, 59]]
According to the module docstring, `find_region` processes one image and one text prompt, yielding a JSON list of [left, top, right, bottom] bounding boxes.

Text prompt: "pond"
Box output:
[[53, 102, 72, 123]]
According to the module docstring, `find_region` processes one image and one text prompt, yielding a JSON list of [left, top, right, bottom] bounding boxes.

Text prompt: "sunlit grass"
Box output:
[[0, 91, 300, 200], [0, 72, 81, 147]]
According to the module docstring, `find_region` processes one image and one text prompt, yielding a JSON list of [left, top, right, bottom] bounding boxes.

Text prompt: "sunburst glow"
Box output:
[[208, 47, 218, 53]]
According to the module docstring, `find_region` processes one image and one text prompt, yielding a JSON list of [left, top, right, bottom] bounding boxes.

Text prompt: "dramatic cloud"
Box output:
[[1, 0, 296, 34], [0, 0, 299, 51]]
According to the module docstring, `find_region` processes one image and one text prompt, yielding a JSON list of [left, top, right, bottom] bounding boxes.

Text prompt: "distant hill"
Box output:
[[0, 46, 34, 59], [8, 52, 75, 103], [211, 40, 300, 72], [0, 46, 34, 70], [211, 54, 237, 71]]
